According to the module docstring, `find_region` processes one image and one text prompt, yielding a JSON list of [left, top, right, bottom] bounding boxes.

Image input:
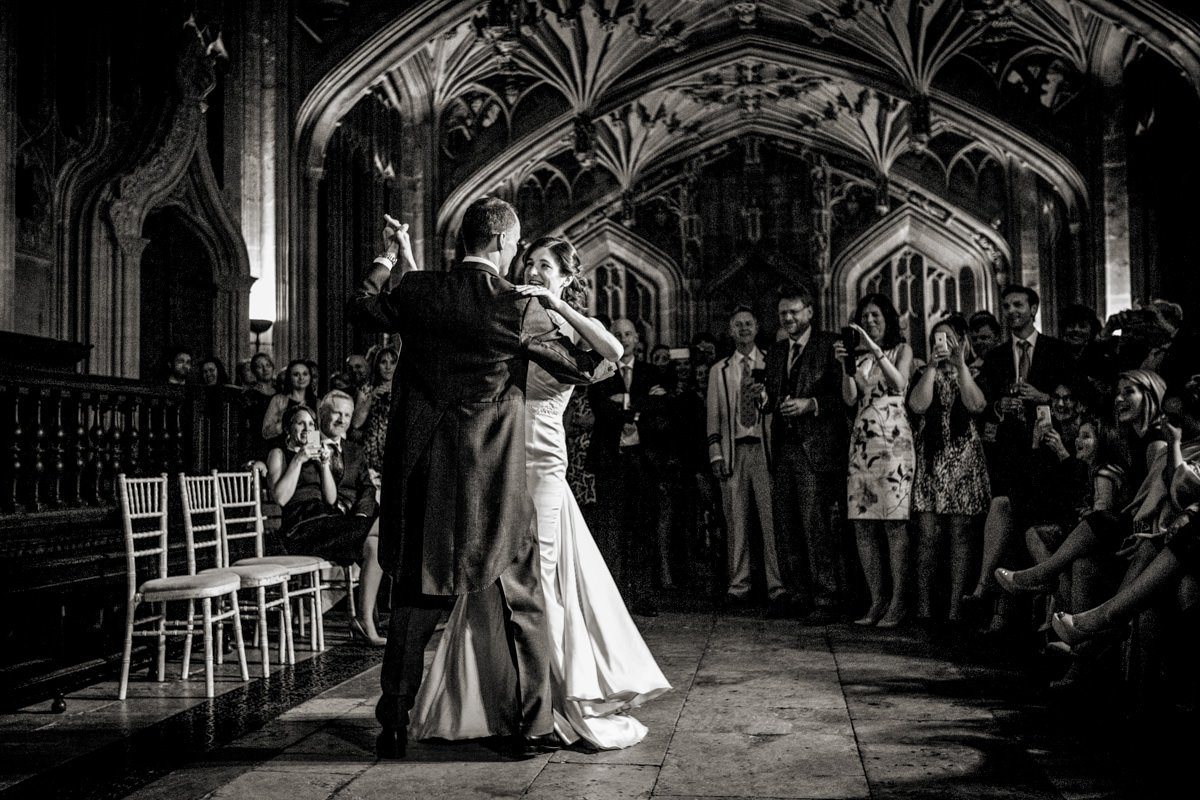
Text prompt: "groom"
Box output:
[[349, 197, 600, 759]]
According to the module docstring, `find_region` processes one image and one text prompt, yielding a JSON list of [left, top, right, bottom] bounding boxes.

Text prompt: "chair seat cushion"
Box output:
[[236, 555, 331, 573], [202, 564, 290, 587], [140, 571, 241, 601]]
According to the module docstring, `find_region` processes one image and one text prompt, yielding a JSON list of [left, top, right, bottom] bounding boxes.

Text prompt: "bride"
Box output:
[[409, 236, 671, 750]]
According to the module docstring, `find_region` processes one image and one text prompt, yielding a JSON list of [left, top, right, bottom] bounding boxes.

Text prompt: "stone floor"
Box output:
[[0, 597, 1193, 800]]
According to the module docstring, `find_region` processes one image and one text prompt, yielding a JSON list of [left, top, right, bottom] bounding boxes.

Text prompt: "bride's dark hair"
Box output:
[[515, 236, 589, 313]]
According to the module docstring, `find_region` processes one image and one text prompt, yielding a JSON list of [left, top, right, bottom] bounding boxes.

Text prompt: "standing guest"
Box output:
[[345, 353, 371, 395], [690, 332, 719, 369], [707, 306, 790, 614], [261, 359, 319, 443], [588, 318, 670, 617], [352, 344, 399, 477], [964, 286, 1078, 621], [834, 293, 915, 628], [197, 356, 230, 387], [267, 398, 386, 645], [908, 315, 990, 623], [762, 284, 849, 625], [564, 385, 597, 508], [235, 359, 255, 387], [164, 346, 193, 385], [239, 352, 277, 462], [968, 311, 1002, 362]]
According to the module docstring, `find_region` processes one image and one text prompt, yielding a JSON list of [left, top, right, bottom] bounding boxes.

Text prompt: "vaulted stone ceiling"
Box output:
[[299, 1, 1193, 226], [294, 0, 1200, 289]]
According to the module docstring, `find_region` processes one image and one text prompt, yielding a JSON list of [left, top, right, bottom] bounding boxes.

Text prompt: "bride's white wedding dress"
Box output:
[[410, 334, 670, 749]]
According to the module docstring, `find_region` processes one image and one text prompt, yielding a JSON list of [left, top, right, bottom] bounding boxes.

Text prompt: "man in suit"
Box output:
[[978, 284, 1079, 527], [761, 284, 849, 625], [588, 318, 668, 617], [707, 306, 790, 615], [349, 198, 600, 759]]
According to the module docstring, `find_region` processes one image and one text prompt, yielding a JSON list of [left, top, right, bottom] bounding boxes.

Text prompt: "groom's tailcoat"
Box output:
[[350, 260, 600, 597]]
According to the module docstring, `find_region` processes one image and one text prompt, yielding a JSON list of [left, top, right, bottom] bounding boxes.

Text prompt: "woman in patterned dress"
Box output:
[[908, 315, 991, 623], [834, 293, 915, 628]]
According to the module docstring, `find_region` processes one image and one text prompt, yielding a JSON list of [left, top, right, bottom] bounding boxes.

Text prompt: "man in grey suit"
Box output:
[[706, 306, 790, 615], [349, 198, 599, 759]]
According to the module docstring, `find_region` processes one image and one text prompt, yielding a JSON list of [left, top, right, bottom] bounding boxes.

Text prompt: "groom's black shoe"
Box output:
[[376, 726, 406, 759], [497, 732, 562, 759]]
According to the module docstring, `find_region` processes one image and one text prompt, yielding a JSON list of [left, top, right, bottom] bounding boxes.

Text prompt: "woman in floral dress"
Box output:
[[834, 293, 915, 628], [908, 315, 990, 623]]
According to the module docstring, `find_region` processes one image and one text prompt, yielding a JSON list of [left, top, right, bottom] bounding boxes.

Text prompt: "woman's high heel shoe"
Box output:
[[994, 567, 1053, 595], [854, 605, 886, 626], [350, 617, 387, 647], [1050, 611, 1126, 648]]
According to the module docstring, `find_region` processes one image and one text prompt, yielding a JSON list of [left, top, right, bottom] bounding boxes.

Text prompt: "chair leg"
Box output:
[[280, 582, 295, 665], [314, 573, 326, 651], [230, 593, 249, 683], [202, 599, 215, 698], [119, 601, 136, 700], [257, 587, 270, 678], [345, 565, 358, 621], [182, 599, 196, 680], [156, 603, 168, 684]]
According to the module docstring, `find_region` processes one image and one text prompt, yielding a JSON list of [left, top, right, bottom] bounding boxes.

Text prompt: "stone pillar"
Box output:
[[235, 0, 285, 357], [0, 3, 15, 331], [1097, 81, 1133, 317], [1007, 159, 1043, 297], [396, 63, 436, 271]]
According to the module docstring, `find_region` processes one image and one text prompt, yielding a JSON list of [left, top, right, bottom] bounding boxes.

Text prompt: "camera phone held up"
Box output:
[[840, 326, 860, 375]]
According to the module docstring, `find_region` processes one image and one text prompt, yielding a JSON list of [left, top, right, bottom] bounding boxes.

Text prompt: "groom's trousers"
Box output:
[[375, 525, 554, 737]]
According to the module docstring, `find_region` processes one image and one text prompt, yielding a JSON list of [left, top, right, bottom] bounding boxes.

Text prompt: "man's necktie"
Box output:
[[1017, 339, 1031, 383], [328, 443, 344, 487], [786, 340, 803, 385], [739, 355, 758, 429], [620, 363, 633, 391]]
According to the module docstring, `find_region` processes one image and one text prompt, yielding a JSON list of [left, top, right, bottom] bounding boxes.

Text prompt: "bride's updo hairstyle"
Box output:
[[517, 236, 589, 313]]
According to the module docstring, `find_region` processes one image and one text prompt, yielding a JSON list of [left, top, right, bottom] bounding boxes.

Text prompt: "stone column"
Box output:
[[1096, 81, 1133, 317], [0, 3, 15, 331], [395, 63, 436, 270]]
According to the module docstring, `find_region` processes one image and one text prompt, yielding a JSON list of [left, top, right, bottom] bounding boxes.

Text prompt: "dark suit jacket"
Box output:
[[978, 333, 1079, 507], [349, 260, 600, 596], [762, 330, 848, 473], [586, 360, 669, 474], [329, 438, 376, 518], [978, 333, 1079, 418]]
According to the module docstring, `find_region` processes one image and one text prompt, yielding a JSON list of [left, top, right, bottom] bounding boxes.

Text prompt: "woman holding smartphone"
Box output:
[[908, 315, 991, 623], [833, 293, 915, 628]]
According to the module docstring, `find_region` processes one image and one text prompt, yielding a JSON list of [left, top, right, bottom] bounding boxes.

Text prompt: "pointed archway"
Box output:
[[832, 206, 1007, 360]]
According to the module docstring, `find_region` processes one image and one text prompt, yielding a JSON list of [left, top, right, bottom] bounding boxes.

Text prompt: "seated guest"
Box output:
[[1049, 380, 1200, 695], [267, 395, 386, 645], [992, 370, 1168, 605], [261, 358, 319, 443], [999, 417, 1129, 623]]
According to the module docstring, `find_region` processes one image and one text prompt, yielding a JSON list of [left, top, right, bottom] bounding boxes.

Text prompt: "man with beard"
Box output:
[[761, 285, 849, 625]]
